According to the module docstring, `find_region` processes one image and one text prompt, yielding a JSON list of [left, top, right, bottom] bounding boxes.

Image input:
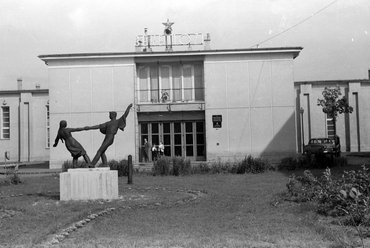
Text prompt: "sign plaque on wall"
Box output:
[[212, 115, 222, 128]]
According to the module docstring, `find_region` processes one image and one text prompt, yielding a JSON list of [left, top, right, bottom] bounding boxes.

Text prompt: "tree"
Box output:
[[317, 86, 353, 138]]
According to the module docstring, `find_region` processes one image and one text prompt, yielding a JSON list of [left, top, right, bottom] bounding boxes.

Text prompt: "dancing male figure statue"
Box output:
[[85, 103, 133, 166]]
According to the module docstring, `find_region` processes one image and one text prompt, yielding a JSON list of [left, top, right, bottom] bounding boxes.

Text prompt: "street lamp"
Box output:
[[300, 108, 305, 153]]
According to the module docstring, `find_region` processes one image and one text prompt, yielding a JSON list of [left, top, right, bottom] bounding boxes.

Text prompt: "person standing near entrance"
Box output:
[[158, 141, 165, 156], [151, 143, 158, 161], [143, 138, 150, 162]]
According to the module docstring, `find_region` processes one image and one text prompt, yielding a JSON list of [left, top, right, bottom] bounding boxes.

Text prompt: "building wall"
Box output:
[[296, 80, 370, 153], [204, 53, 297, 161], [48, 59, 136, 169], [42, 49, 301, 168], [0, 90, 49, 163]]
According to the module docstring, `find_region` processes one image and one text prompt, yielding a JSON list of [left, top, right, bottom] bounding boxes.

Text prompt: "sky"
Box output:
[[1, 0, 369, 90]]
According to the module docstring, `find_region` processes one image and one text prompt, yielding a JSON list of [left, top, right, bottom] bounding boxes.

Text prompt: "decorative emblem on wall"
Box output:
[[161, 91, 170, 103]]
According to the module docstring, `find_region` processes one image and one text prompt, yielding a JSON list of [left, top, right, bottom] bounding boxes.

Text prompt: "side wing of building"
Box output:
[[0, 89, 49, 163], [295, 79, 370, 153]]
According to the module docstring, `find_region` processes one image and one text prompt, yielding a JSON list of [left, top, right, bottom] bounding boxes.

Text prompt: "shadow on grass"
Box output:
[[26, 192, 60, 200], [278, 152, 370, 179]]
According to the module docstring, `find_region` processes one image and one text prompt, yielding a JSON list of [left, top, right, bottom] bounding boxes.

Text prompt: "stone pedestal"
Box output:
[[60, 168, 119, 201]]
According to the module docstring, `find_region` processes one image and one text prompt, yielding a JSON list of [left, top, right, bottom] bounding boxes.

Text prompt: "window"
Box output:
[[138, 63, 204, 103], [1, 106, 10, 139], [46, 105, 50, 148]]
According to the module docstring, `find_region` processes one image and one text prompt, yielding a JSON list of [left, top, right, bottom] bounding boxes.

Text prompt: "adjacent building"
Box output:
[[295, 76, 370, 153], [0, 79, 49, 163]]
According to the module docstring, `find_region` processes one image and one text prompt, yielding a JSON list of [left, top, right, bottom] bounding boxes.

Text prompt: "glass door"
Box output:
[[139, 121, 205, 161]]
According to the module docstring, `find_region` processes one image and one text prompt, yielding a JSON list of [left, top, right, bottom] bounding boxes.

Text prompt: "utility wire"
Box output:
[[251, 0, 340, 48]]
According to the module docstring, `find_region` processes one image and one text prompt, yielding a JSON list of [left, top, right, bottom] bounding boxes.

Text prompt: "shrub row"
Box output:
[[286, 166, 370, 226], [278, 155, 348, 171], [152, 155, 272, 176], [152, 156, 192, 176], [62, 159, 129, 177], [62, 155, 271, 177]]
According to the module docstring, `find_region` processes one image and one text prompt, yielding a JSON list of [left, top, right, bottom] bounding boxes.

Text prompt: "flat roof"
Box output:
[[0, 89, 49, 94], [39, 47, 303, 61], [295, 79, 370, 85]]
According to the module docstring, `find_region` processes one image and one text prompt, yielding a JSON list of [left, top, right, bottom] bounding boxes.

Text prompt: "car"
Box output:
[[303, 138, 341, 157]]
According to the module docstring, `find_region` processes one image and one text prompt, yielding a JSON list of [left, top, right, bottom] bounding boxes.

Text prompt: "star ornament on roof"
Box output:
[[162, 18, 174, 35]]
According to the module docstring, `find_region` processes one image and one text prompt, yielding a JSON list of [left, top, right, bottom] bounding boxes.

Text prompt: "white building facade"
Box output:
[[40, 47, 303, 169]]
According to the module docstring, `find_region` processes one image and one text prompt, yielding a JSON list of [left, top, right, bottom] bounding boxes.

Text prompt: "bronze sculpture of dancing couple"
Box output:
[[53, 104, 133, 168]]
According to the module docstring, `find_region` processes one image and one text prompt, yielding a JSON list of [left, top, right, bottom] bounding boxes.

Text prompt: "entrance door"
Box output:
[[139, 121, 205, 161]]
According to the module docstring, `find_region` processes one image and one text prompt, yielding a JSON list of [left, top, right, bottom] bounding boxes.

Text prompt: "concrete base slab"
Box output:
[[60, 168, 118, 201]]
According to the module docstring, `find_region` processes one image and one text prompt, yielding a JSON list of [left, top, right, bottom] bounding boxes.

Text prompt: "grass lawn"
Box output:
[[0, 170, 362, 247]]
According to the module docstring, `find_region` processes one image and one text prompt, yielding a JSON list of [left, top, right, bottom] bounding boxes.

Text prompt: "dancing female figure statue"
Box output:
[[53, 120, 92, 168]]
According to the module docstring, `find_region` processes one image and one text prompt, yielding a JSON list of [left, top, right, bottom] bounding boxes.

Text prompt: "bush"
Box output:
[[191, 162, 210, 174], [278, 157, 308, 171], [62, 159, 129, 177], [172, 156, 191, 176], [244, 155, 270, 173], [208, 158, 232, 174], [279, 155, 348, 171], [151, 155, 271, 176], [230, 156, 271, 174], [152, 156, 172, 176], [191, 156, 271, 175], [62, 160, 89, 172], [108, 159, 128, 177], [286, 165, 370, 226], [152, 156, 192, 176], [4, 166, 22, 185]]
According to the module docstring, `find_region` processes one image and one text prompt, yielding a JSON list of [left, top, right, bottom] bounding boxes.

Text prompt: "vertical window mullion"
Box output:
[[169, 65, 173, 102], [159, 66, 162, 99], [191, 66, 195, 101], [0, 107, 3, 138], [181, 65, 184, 101], [147, 67, 150, 102], [193, 122, 196, 157], [46, 105, 50, 148], [170, 122, 174, 157], [137, 67, 141, 102], [156, 65, 160, 102]]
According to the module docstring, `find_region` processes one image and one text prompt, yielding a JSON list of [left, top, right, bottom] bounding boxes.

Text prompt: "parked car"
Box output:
[[303, 138, 341, 157]]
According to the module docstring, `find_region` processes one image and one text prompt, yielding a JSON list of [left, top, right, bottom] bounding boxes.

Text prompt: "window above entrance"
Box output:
[[137, 63, 204, 103]]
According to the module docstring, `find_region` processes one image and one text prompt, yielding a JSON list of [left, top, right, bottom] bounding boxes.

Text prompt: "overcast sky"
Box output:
[[1, 0, 369, 90]]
